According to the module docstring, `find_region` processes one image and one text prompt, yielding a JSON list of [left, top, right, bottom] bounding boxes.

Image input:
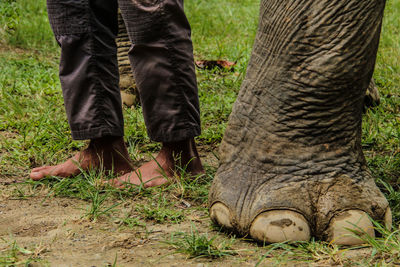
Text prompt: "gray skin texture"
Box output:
[[365, 78, 380, 108], [117, 10, 139, 106], [209, 0, 389, 240]]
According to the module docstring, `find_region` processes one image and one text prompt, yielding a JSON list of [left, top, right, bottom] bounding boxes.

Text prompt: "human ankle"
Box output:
[[87, 136, 130, 159], [85, 136, 132, 171], [90, 136, 124, 148], [161, 138, 203, 174]]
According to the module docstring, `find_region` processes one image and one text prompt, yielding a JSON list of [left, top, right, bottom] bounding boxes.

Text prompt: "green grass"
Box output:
[[0, 238, 48, 266], [352, 222, 400, 265], [0, 0, 57, 51], [255, 241, 346, 266], [164, 227, 237, 259], [186, 0, 260, 144], [186, 0, 259, 64], [24, 172, 123, 222], [114, 214, 146, 229], [136, 202, 185, 224], [362, 0, 400, 224], [0, 52, 78, 178], [0, 0, 399, 265]]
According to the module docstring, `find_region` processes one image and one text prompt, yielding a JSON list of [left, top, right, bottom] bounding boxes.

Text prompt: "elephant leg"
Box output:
[[365, 78, 380, 108], [209, 0, 391, 245], [117, 10, 139, 107]]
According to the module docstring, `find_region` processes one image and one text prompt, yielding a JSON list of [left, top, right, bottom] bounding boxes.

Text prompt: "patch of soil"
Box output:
[[0, 192, 259, 266], [0, 150, 375, 266]]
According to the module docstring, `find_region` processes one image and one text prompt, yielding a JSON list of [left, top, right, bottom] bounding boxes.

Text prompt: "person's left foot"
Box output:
[[108, 138, 204, 188], [29, 136, 133, 180]]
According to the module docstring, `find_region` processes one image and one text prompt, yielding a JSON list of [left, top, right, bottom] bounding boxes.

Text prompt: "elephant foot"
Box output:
[[209, 165, 391, 245]]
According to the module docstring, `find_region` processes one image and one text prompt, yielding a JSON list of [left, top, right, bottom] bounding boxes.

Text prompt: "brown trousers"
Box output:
[[47, 0, 200, 142]]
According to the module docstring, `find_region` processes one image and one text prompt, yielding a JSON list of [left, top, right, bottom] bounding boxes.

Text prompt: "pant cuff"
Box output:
[[71, 126, 124, 140], [149, 126, 201, 143]]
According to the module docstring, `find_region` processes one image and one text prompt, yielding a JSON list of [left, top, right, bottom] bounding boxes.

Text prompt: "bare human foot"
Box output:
[[29, 136, 133, 180], [108, 138, 204, 188]]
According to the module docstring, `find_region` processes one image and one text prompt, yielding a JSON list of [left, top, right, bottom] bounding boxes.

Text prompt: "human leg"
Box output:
[[30, 0, 132, 180], [110, 0, 203, 187]]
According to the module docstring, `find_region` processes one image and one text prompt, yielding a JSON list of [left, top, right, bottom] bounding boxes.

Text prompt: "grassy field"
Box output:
[[0, 0, 399, 266]]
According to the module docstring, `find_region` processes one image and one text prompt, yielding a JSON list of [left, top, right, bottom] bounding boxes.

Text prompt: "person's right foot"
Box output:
[[107, 138, 204, 188], [29, 136, 133, 180]]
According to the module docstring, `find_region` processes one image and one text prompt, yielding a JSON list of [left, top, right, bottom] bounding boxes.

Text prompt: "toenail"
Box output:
[[384, 207, 392, 230], [210, 202, 233, 229], [250, 210, 311, 243], [327, 209, 374, 245]]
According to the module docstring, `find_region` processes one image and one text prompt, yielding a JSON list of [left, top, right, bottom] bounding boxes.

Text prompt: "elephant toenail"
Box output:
[[250, 210, 311, 243], [327, 209, 374, 245], [210, 202, 233, 229], [384, 207, 392, 230]]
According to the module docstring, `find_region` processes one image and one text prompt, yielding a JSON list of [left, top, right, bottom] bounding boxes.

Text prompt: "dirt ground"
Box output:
[[0, 151, 373, 266], [0, 187, 373, 267], [0, 150, 260, 266], [0, 186, 271, 266]]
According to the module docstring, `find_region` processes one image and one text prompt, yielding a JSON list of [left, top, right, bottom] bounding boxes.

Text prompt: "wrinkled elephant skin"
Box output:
[[209, 0, 391, 245]]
